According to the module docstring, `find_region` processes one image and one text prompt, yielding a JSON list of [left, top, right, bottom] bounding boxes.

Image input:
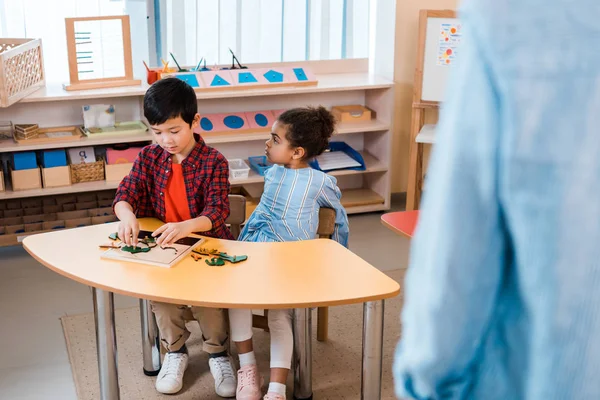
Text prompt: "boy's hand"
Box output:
[[152, 220, 194, 247], [118, 214, 140, 246]]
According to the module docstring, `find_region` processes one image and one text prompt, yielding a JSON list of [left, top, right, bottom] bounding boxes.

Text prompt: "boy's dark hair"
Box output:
[[278, 106, 336, 160], [143, 77, 197, 126]]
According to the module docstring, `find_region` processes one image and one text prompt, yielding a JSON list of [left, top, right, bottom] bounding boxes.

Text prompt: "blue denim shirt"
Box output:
[[394, 1, 600, 399]]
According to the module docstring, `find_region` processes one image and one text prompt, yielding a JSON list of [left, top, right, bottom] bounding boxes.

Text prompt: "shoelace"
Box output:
[[238, 366, 257, 389], [163, 353, 186, 378], [213, 357, 235, 381]]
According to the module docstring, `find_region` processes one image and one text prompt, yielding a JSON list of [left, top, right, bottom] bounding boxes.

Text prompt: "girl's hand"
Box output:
[[152, 220, 194, 247], [118, 214, 140, 246]]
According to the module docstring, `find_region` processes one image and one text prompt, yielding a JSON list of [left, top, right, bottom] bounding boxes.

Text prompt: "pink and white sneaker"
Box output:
[[263, 393, 285, 400], [236, 364, 263, 400]]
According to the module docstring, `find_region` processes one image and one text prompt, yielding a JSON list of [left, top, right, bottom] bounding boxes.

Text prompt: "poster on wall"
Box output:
[[437, 23, 462, 66]]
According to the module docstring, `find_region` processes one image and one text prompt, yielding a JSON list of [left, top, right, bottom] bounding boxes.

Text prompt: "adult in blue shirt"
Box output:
[[394, 0, 600, 399]]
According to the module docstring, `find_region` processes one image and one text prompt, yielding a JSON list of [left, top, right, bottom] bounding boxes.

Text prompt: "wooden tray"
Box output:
[[81, 121, 148, 137], [12, 126, 83, 144]]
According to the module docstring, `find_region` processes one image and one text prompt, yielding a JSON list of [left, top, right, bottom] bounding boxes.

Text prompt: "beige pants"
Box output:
[[150, 301, 228, 354]]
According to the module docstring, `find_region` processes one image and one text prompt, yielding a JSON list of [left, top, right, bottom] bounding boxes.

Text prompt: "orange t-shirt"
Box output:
[[164, 163, 192, 223]]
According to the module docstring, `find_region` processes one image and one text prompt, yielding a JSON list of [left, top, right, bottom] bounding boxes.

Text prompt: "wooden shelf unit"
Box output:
[[0, 60, 394, 219]]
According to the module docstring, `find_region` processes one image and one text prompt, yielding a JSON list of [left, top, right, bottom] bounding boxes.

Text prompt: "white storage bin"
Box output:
[[228, 159, 250, 180]]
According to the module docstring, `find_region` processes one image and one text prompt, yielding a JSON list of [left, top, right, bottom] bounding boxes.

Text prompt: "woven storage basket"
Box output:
[[0, 39, 45, 107], [70, 160, 104, 183]]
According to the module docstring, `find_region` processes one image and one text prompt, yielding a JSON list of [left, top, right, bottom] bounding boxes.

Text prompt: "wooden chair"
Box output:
[[252, 208, 336, 342]]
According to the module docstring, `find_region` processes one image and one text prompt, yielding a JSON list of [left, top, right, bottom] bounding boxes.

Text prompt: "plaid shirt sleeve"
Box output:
[[113, 151, 148, 215], [200, 155, 231, 232]]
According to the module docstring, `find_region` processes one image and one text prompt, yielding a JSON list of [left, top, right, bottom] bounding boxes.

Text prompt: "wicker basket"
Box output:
[[0, 39, 45, 107], [70, 160, 105, 183]]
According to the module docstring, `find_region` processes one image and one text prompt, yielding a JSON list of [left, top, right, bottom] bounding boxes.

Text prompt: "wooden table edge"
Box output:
[[23, 239, 401, 309]]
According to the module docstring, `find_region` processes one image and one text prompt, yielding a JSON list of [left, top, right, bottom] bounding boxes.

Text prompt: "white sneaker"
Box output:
[[155, 352, 188, 394], [209, 356, 237, 398]]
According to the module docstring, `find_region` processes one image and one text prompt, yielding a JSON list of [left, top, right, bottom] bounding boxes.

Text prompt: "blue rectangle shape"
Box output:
[[12, 152, 38, 170], [41, 149, 67, 168]]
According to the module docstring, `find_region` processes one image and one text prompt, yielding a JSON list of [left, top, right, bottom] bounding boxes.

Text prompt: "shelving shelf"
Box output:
[[0, 61, 395, 229], [0, 132, 154, 153]]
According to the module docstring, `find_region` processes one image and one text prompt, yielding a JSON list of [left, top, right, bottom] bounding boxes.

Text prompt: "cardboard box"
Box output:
[[4, 209, 23, 218], [6, 224, 25, 234], [77, 193, 97, 203], [76, 200, 98, 210], [56, 195, 77, 206], [10, 164, 41, 191], [24, 222, 42, 232], [43, 205, 62, 214], [24, 214, 53, 224], [105, 162, 133, 182], [57, 210, 88, 220], [65, 217, 92, 228], [62, 203, 76, 212], [92, 215, 117, 225], [21, 198, 43, 208], [43, 220, 65, 230], [88, 207, 114, 217], [331, 105, 373, 123], [42, 165, 71, 188], [0, 216, 23, 226], [23, 207, 43, 216], [6, 200, 21, 210], [42, 197, 57, 206], [98, 199, 114, 207]]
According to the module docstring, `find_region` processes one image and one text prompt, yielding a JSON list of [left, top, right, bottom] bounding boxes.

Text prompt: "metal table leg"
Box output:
[[139, 299, 161, 376], [292, 308, 313, 400], [361, 300, 384, 400], [92, 288, 120, 400]]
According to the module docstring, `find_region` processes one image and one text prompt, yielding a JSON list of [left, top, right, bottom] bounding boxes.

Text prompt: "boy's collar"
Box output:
[[159, 137, 206, 165]]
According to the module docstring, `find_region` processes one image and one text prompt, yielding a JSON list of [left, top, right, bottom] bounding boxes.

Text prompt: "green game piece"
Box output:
[[206, 257, 225, 267], [121, 245, 151, 254], [218, 252, 248, 263]]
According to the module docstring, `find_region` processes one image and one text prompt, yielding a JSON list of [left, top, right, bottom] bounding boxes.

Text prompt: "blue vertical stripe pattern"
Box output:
[[239, 165, 349, 247]]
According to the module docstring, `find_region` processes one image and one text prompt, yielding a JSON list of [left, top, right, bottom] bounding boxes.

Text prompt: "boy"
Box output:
[[113, 78, 236, 397]]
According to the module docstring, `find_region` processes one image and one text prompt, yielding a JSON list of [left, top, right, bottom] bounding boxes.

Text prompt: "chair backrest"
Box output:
[[226, 195, 246, 239], [226, 196, 334, 240], [317, 208, 336, 239]]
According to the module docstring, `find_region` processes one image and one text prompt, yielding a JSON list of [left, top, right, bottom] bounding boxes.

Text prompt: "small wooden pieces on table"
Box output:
[[192, 246, 248, 267], [99, 243, 121, 249], [108, 232, 120, 241], [193, 247, 219, 256]]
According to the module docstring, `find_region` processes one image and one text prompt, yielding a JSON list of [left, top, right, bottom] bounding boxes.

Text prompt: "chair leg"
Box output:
[[252, 310, 269, 332], [317, 307, 328, 342]]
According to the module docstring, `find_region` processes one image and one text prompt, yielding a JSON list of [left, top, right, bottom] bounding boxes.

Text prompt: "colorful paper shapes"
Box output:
[[195, 113, 249, 133], [174, 73, 200, 88], [263, 69, 284, 83], [238, 72, 258, 83]]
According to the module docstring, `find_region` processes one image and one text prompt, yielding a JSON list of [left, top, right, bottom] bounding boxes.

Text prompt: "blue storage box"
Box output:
[[248, 156, 274, 176], [309, 142, 366, 172], [12, 152, 37, 170], [40, 149, 67, 168]]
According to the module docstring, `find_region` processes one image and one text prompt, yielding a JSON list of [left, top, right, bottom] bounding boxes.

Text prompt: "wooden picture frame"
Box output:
[[406, 9, 456, 211], [63, 15, 141, 91]]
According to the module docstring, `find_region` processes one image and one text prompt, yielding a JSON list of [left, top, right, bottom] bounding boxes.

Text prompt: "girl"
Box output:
[[230, 106, 349, 400]]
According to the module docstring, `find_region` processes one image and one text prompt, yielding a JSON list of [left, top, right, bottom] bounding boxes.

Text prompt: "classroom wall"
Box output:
[[391, 0, 458, 193]]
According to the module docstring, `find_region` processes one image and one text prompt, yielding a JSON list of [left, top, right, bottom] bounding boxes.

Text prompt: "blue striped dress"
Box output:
[[238, 165, 349, 247]]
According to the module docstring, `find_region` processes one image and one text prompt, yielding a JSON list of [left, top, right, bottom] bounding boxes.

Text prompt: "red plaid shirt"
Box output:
[[113, 139, 234, 240]]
